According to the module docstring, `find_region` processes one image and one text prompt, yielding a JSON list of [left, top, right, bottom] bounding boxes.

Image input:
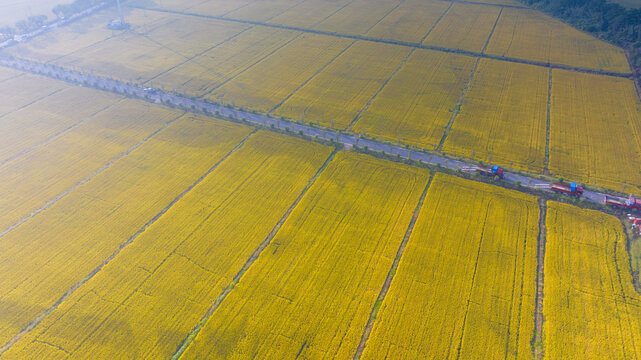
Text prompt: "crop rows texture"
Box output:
[[0, 98, 182, 234], [544, 202, 641, 359], [313, 0, 404, 36], [353, 49, 475, 149], [0, 74, 69, 117], [180, 152, 430, 359], [267, 0, 353, 29], [364, 0, 451, 43], [460, 0, 524, 6], [486, 8, 630, 73], [1, 131, 331, 359], [549, 70, 641, 193], [222, 0, 306, 22], [154, 26, 298, 98], [274, 41, 411, 129], [362, 174, 538, 359], [208, 33, 352, 113], [443, 59, 548, 172], [0, 115, 253, 347], [0, 86, 121, 170], [182, 0, 255, 17], [422, 3, 501, 53]]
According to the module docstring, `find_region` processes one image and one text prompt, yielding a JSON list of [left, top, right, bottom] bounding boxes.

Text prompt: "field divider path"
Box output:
[[0, 129, 258, 356], [346, 47, 415, 131], [363, 0, 407, 35], [126, 6, 633, 78], [353, 173, 435, 359], [532, 198, 547, 359], [170, 148, 339, 360], [544, 67, 552, 174], [0, 99, 121, 168], [440, 0, 530, 9], [0, 109, 186, 240], [0, 56, 618, 211], [436, 56, 482, 151], [269, 39, 357, 114], [482, 7, 503, 54], [0, 86, 66, 120], [418, 1, 453, 44]]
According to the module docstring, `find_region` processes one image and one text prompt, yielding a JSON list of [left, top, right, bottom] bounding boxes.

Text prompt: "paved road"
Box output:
[[0, 56, 611, 207]]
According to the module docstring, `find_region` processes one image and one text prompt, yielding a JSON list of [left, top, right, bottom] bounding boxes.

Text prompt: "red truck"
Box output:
[[551, 182, 583, 197], [463, 165, 504, 179], [605, 195, 641, 210]]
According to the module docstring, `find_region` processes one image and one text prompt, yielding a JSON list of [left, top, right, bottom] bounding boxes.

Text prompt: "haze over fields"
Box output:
[[0, 0, 72, 27], [0, 0, 640, 359]]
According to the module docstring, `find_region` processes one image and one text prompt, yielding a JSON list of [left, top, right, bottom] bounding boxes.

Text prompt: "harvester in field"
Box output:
[[462, 165, 504, 179], [604, 195, 641, 211], [550, 182, 583, 197]]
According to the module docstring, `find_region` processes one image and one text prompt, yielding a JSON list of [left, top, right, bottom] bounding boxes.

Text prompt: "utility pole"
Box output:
[[116, 0, 125, 25]]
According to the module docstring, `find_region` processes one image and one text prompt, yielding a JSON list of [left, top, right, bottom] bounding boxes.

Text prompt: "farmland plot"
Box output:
[[183, 0, 254, 16], [208, 34, 352, 112], [0, 67, 20, 83], [1, 132, 332, 360], [313, 0, 403, 36], [181, 152, 430, 359], [273, 41, 411, 129], [362, 174, 539, 359], [544, 202, 641, 359], [223, 0, 307, 22], [423, 3, 501, 53], [486, 8, 630, 73], [0, 86, 121, 164], [152, 27, 299, 97], [443, 59, 548, 172], [267, 0, 352, 28], [365, 0, 451, 43], [0, 115, 253, 347], [353, 49, 475, 149], [0, 99, 182, 233], [0, 74, 69, 117], [549, 70, 641, 193]]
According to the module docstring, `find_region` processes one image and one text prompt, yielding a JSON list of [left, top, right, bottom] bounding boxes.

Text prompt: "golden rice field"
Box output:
[[0, 98, 182, 234], [267, 0, 352, 28], [363, 174, 539, 359], [0, 74, 69, 116], [0, 114, 253, 348], [208, 33, 352, 112], [486, 8, 631, 73], [222, 0, 305, 22], [549, 70, 641, 193], [273, 40, 411, 129], [0, 86, 121, 165], [1, 131, 332, 359], [422, 3, 501, 53], [153, 26, 298, 97], [182, 0, 254, 16], [365, 0, 451, 43], [353, 49, 475, 149], [180, 152, 430, 359], [443, 59, 548, 172], [313, 0, 403, 36], [544, 202, 641, 359]]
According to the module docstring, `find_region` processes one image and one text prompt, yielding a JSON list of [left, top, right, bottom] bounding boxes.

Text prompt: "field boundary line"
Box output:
[[0, 129, 258, 356], [0, 86, 66, 121], [269, 39, 357, 114], [143, 26, 255, 86], [128, 6, 633, 78], [353, 173, 434, 359], [170, 148, 339, 360], [199, 31, 305, 100], [482, 7, 503, 54], [346, 47, 415, 131], [455, 200, 492, 359], [532, 198, 547, 359], [0, 98, 121, 169], [363, 0, 406, 35], [544, 68, 552, 174], [419, 1, 453, 44], [0, 109, 186, 240], [436, 56, 482, 151]]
